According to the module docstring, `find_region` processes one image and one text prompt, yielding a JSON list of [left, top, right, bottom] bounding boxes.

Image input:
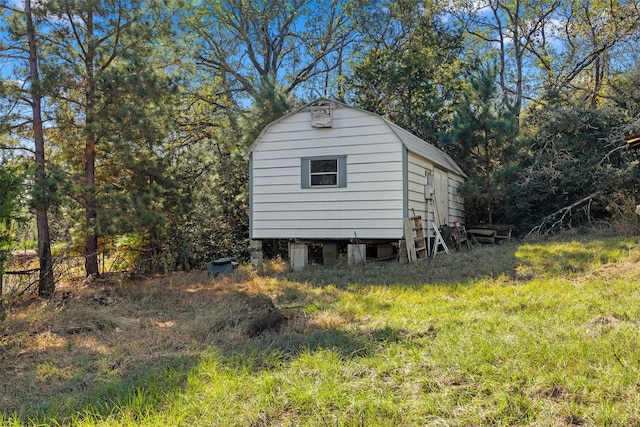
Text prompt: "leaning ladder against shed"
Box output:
[[407, 215, 428, 261]]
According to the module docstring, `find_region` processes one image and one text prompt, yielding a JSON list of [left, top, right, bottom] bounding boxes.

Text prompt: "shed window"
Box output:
[[301, 156, 347, 188], [311, 159, 337, 186]]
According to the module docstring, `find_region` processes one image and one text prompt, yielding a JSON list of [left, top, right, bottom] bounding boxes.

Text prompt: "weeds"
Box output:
[[2, 236, 640, 425]]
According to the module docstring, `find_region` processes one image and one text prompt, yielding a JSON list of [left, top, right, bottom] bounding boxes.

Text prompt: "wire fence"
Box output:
[[0, 247, 139, 297]]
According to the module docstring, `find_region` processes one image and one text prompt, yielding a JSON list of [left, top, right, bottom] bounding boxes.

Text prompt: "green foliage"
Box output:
[[348, 1, 465, 143], [163, 81, 291, 268], [0, 162, 24, 302], [94, 63, 182, 269], [508, 104, 634, 234], [164, 151, 251, 268], [0, 163, 24, 254], [440, 65, 519, 224], [31, 0, 185, 273], [4, 237, 640, 425], [609, 69, 640, 117], [2, 0, 640, 274]]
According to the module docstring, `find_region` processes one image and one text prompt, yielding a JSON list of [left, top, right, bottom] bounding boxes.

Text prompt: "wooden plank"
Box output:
[[252, 160, 404, 176], [260, 110, 379, 132], [403, 218, 417, 263], [466, 228, 497, 237], [260, 108, 389, 136], [254, 219, 402, 230], [259, 124, 396, 145], [253, 179, 404, 193], [253, 171, 402, 188], [467, 225, 512, 244], [467, 228, 498, 244]]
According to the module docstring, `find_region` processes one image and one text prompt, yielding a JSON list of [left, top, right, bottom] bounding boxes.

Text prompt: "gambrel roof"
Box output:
[[245, 98, 466, 178]]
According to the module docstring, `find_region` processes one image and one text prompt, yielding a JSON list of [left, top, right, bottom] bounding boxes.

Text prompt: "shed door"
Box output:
[[433, 168, 448, 226]]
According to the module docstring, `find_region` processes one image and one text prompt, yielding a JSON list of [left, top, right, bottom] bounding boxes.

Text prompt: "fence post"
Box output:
[[0, 250, 5, 297]]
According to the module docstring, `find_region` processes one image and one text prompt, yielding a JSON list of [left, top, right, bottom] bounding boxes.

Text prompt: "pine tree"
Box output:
[[39, 0, 180, 276], [1, 0, 55, 296], [25, 0, 54, 295], [441, 65, 519, 224], [0, 163, 23, 297]]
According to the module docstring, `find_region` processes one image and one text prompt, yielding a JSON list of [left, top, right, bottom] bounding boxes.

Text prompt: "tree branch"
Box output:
[[0, 144, 36, 154], [527, 191, 603, 237]]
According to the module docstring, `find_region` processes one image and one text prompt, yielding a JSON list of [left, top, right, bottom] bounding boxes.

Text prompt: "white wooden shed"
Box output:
[[245, 99, 466, 270]]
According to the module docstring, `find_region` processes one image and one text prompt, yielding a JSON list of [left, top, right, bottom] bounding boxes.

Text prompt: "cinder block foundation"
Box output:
[[288, 242, 308, 271], [348, 244, 366, 265], [250, 240, 263, 274]]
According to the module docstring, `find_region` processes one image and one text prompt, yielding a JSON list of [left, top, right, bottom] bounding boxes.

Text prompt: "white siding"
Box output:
[[251, 106, 405, 240], [433, 168, 449, 225], [448, 174, 465, 224], [407, 152, 430, 228], [407, 153, 466, 235]]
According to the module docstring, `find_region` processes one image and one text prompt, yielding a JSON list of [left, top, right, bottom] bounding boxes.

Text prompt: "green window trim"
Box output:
[[301, 156, 347, 189]]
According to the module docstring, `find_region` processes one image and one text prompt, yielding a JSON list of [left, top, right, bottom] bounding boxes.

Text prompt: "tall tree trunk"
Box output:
[[84, 133, 99, 277], [590, 53, 602, 109], [84, 8, 99, 277], [0, 250, 5, 297], [25, 0, 55, 296]]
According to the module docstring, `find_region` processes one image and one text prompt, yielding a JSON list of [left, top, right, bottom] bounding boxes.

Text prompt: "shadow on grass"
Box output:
[[5, 235, 636, 425], [6, 326, 414, 425], [1, 339, 199, 425], [281, 235, 640, 287], [1, 277, 415, 426], [218, 323, 411, 371], [283, 242, 522, 287]]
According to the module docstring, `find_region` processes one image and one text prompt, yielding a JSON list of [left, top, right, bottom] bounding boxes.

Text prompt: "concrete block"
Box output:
[[289, 242, 308, 272], [348, 244, 366, 265], [250, 240, 263, 274]]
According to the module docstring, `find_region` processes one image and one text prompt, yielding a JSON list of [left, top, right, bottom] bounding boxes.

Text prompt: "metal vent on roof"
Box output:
[[310, 102, 333, 128]]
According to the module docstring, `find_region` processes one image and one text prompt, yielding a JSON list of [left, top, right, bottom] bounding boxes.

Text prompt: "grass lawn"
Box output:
[[2, 235, 640, 426]]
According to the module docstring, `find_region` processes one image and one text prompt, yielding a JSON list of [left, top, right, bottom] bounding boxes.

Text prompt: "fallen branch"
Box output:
[[3, 268, 39, 275], [527, 191, 602, 237]]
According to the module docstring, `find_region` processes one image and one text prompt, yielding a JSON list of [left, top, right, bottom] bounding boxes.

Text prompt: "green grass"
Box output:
[[3, 236, 640, 426]]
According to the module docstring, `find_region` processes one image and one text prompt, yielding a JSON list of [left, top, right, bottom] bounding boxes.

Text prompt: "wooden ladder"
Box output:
[[411, 216, 428, 259]]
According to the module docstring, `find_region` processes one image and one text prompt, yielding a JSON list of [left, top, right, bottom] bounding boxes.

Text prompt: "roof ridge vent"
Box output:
[[309, 100, 333, 128]]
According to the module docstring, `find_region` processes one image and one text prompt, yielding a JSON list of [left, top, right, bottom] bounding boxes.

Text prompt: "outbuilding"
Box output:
[[245, 99, 466, 270]]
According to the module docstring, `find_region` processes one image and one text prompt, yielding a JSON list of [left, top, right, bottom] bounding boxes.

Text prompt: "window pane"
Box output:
[[311, 174, 337, 186], [310, 159, 337, 173]]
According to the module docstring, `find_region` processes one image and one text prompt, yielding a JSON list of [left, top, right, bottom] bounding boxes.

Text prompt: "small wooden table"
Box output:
[[466, 225, 512, 245]]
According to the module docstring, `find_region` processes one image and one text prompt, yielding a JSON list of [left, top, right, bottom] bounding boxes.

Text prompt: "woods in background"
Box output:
[[1, 0, 639, 292]]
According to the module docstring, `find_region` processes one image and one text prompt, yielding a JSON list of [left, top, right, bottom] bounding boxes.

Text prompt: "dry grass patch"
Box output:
[[307, 311, 349, 330], [0, 269, 301, 417], [3, 235, 640, 426]]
